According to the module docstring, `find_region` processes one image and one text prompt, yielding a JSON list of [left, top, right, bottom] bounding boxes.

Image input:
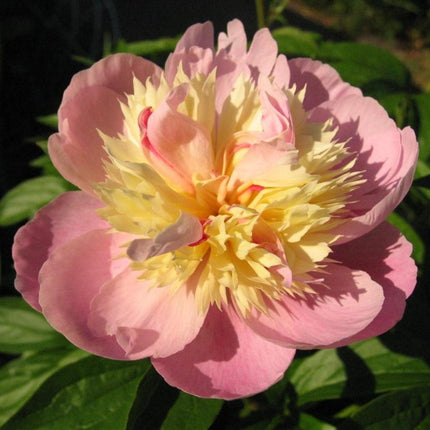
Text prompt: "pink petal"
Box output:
[[329, 221, 417, 346], [259, 75, 295, 139], [145, 86, 213, 191], [174, 21, 214, 52], [271, 54, 291, 90], [246, 28, 278, 80], [310, 95, 418, 242], [50, 86, 126, 190], [127, 211, 203, 261], [228, 141, 297, 191], [152, 305, 295, 399], [63, 53, 162, 104], [289, 58, 361, 110], [38, 229, 131, 359], [336, 127, 418, 242], [165, 47, 214, 83], [12, 192, 108, 310], [217, 19, 247, 58], [246, 264, 384, 349], [48, 134, 93, 194], [88, 267, 206, 359]]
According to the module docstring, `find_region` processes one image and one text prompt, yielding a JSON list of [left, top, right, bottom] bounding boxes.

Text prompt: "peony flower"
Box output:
[[13, 20, 418, 399]]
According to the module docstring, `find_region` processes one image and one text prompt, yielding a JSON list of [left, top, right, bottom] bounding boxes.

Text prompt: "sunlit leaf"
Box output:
[[161, 392, 223, 430], [273, 27, 321, 57], [387, 212, 425, 265], [339, 385, 430, 429], [0, 348, 88, 427], [115, 37, 180, 56], [0, 297, 68, 354], [299, 413, 336, 430], [29, 154, 62, 176], [290, 338, 430, 406], [36, 114, 58, 129], [317, 42, 411, 89], [3, 356, 151, 430], [413, 93, 430, 161], [0, 176, 72, 226]]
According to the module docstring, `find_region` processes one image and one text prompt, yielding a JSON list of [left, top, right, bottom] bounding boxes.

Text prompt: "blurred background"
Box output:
[[1, 0, 429, 291]]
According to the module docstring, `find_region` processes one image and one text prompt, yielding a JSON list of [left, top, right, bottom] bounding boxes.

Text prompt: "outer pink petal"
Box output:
[[152, 305, 295, 399], [88, 267, 206, 359], [62, 53, 162, 104], [288, 58, 361, 110], [38, 229, 131, 359], [337, 127, 417, 242], [12, 192, 107, 311], [328, 222, 417, 346], [310, 95, 418, 242], [246, 264, 384, 349], [49, 86, 126, 191]]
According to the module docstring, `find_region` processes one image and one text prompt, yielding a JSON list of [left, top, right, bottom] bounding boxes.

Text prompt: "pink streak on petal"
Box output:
[[152, 305, 295, 399], [50, 86, 125, 190], [62, 53, 162, 104], [38, 229, 131, 359], [246, 264, 385, 349], [127, 212, 203, 261], [289, 58, 361, 110], [328, 222, 417, 346], [12, 192, 108, 311], [88, 266, 206, 359]]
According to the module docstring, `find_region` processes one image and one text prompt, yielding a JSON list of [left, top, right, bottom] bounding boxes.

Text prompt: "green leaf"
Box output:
[[36, 114, 58, 129], [290, 338, 430, 406], [4, 356, 152, 430], [115, 36, 180, 56], [272, 27, 321, 57], [339, 385, 430, 429], [0, 297, 68, 354], [29, 154, 62, 176], [317, 42, 411, 89], [413, 93, 430, 161], [387, 212, 425, 265], [0, 348, 88, 427], [377, 93, 416, 128], [0, 176, 72, 226], [299, 413, 336, 430], [161, 392, 223, 430]]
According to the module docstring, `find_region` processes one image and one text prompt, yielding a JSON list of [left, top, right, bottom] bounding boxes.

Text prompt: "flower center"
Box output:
[[94, 69, 363, 316]]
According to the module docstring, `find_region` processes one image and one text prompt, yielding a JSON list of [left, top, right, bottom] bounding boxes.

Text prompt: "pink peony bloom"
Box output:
[[13, 20, 418, 399]]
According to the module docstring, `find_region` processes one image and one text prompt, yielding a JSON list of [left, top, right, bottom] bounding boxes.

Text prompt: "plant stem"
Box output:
[[255, 0, 265, 28]]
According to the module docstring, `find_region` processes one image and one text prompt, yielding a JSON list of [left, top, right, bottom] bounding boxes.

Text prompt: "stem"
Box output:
[[255, 0, 265, 28]]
